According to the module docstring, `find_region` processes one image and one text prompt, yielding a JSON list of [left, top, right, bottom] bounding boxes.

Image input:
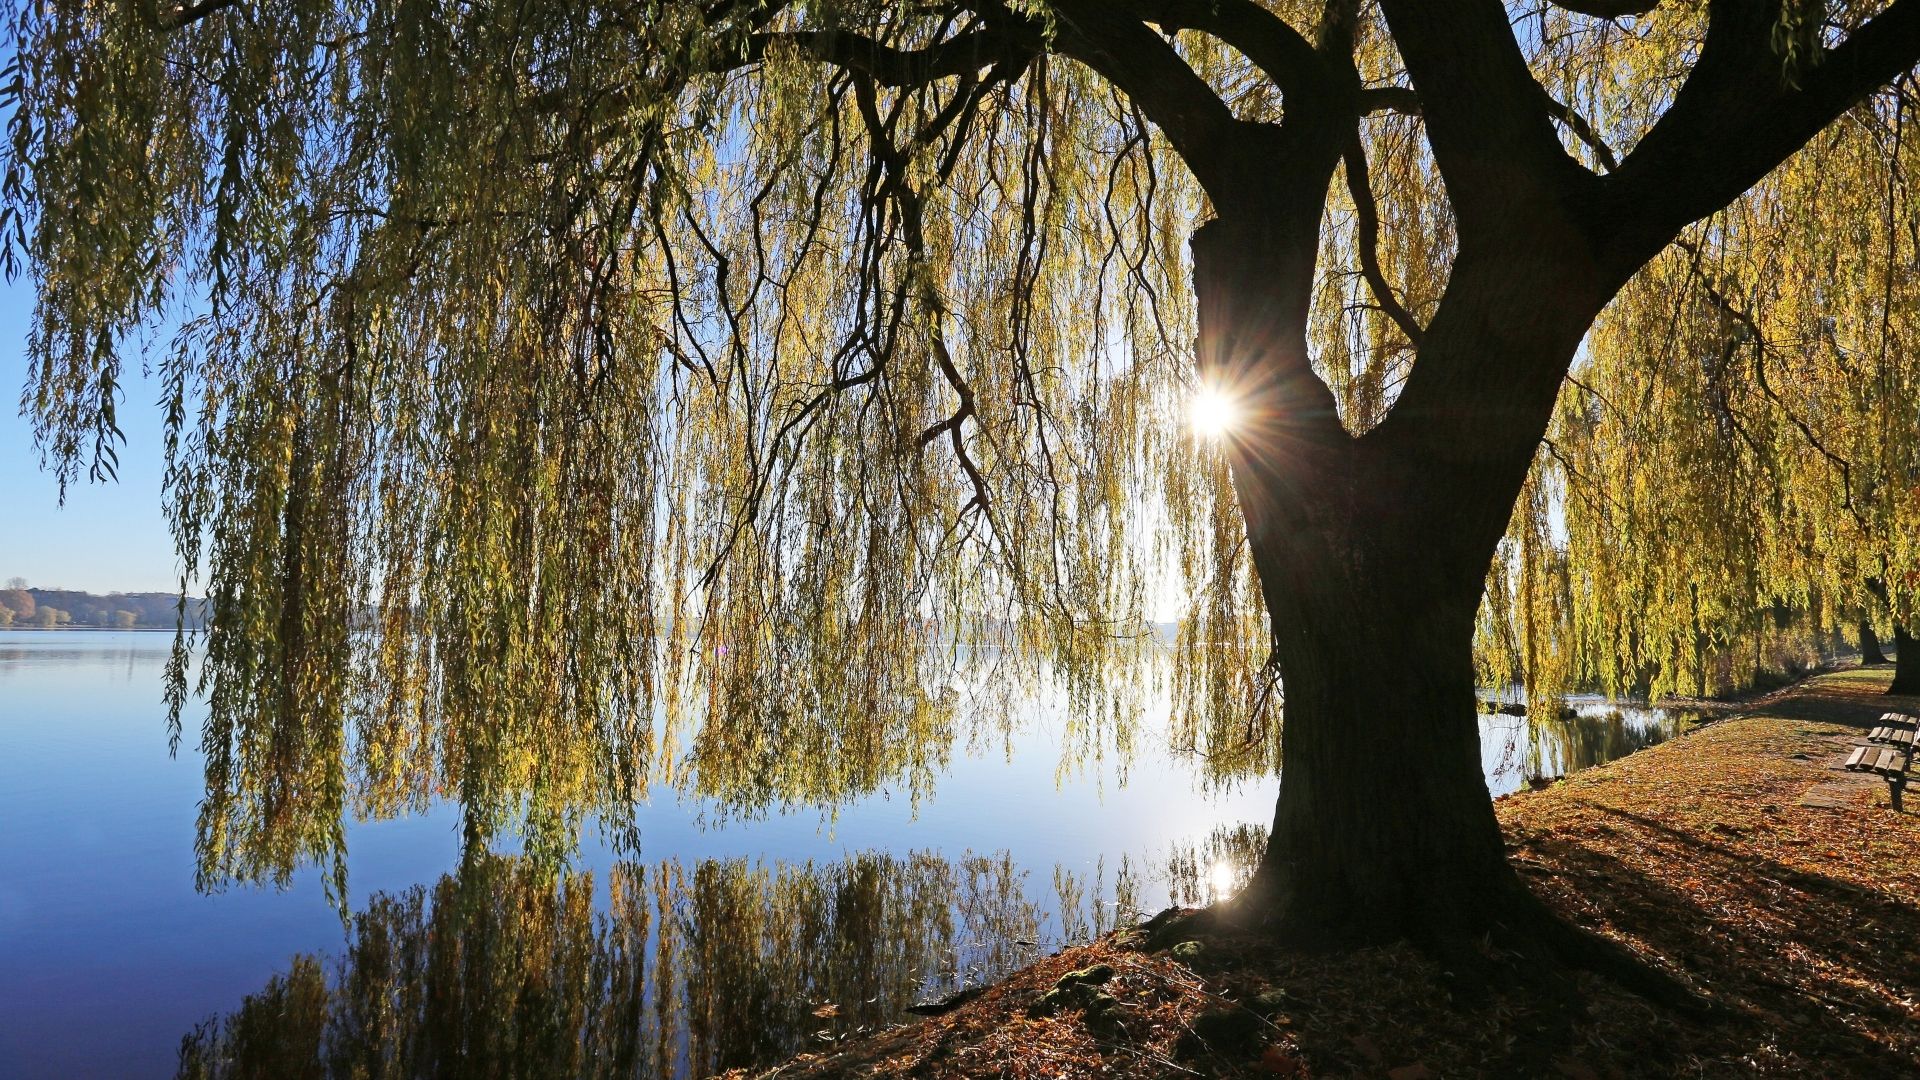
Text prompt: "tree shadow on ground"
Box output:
[[1509, 801, 1920, 1076], [1740, 667, 1920, 730]]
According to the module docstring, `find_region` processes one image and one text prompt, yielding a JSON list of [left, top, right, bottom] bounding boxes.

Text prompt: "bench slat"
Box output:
[[1847, 746, 1874, 770], [1873, 748, 1906, 776]]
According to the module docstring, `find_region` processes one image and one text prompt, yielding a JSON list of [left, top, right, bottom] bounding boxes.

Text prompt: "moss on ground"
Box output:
[[723, 670, 1920, 1078]]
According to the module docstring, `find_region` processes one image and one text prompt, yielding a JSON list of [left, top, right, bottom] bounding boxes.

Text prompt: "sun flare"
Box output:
[[1190, 387, 1240, 439]]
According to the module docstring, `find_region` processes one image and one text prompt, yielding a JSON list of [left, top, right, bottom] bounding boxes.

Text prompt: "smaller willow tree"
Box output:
[[1496, 73, 1920, 705], [11, 0, 1920, 972]]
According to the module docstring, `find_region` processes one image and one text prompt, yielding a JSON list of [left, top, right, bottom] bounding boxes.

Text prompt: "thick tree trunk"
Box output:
[[1891, 627, 1920, 696], [1182, 122, 1686, 1002], [1248, 523, 1520, 941], [1189, 217, 1573, 946], [1860, 620, 1890, 666]]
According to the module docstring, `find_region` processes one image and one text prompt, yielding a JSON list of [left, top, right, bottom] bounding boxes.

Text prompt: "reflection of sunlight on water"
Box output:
[[1209, 859, 1237, 900], [1161, 825, 1264, 908]]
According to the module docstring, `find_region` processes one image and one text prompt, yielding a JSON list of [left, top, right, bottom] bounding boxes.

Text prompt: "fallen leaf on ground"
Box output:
[[1259, 1046, 1307, 1076], [1350, 1034, 1385, 1064]]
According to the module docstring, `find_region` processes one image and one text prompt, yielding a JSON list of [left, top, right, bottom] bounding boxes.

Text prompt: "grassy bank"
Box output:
[[730, 668, 1920, 1078]]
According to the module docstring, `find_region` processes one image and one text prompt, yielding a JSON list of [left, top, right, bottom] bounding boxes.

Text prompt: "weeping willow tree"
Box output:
[[1498, 66, 1920, 705], [12, 0, 1920, 963]]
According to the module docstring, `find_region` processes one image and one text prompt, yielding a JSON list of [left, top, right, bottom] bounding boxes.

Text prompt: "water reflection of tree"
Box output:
[[176, 852, 1056, 1079], [1521, 709, 1691, 782], [176, 831, 1266, 1079]]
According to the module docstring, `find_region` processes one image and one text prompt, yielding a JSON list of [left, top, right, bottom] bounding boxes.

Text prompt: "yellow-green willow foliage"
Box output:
[[1478, 462, 1579, 712], [16, 0, 1913, 892], [3, 0, 1408, 883], [4, 1, 1223, 892], [173, 849, 1144, 1079], [1491, 60, 1920, 702]]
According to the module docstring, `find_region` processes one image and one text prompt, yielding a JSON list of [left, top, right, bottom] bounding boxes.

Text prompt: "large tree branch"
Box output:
[[1359, 84, 1421, 116], [537, 4, 1258, 216], [1109, 0, 1328, 103], [153, 0, 239, 30], [1343, 136, 1425, 347], [1033, 1, 1249, 203], [1549, 0, 1662, 16], [780, 3, 1337, 208], [1373, 0, 1589, 241], [1598, 0, 1920, 270], [766, 7, 1272, 206], [738, 2, 1277, 202]]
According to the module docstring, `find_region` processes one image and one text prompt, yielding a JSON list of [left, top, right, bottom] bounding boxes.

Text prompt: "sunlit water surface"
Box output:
[[0, 632, 1694, 1078]]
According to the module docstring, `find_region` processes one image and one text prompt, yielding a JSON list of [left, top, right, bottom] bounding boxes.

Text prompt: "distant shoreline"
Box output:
[[1, 626, 184, 632], [1, 586, 208, 631]]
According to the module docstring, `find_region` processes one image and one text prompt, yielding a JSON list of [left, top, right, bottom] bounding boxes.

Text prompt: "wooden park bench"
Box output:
[[1866, 717, 1917, 749], [1847, 712, 1919, 810]]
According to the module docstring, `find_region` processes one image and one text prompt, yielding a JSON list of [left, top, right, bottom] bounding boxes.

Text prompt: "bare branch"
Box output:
[[1374, 0, 1589, 238], [1342, 137, 1425, 347], [1539, 87, 1618, 172]]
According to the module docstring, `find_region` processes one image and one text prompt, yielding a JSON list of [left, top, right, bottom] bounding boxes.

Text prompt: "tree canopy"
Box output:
[[9, 0, 1920, 937]]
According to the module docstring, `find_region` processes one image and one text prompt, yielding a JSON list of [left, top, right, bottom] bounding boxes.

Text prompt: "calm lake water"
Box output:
[[0, 631, 1694, 1078]]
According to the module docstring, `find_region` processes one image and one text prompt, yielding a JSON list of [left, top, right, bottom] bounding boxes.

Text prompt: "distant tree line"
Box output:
[[0, 578, 206, 630]]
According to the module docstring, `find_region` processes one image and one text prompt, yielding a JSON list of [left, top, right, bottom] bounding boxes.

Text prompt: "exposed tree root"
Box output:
[[1141, 875, 1713, 1021]]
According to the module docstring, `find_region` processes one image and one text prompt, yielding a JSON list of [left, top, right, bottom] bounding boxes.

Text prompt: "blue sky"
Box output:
[[1, 280, 179, 594]]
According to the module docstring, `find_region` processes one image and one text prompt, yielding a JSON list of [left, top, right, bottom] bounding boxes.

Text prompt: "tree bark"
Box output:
[[1891, 627, 1920, 696], [1164, 79, 1714, 1017], [1860, 620, 1890, 666], [1246, 515, 1521, 941], [1191, 207, 1599, 945]]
